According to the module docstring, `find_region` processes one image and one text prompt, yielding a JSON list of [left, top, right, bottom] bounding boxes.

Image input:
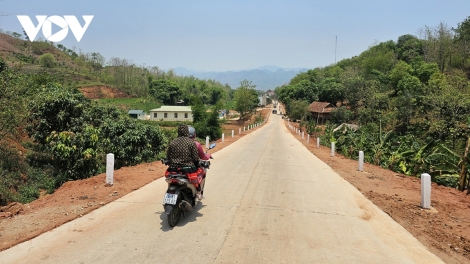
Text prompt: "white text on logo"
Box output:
[[17, 15, 94, 42]]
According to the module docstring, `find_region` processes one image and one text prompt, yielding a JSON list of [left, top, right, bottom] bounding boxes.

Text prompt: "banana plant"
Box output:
[[371, 130, 395, 166], [427, 143, 467, 189], [398, 140, 437, 176], [387, 141, 414, 172]]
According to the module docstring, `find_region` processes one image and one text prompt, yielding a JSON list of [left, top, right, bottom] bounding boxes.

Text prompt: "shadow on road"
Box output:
[[157, 203, 206, 231]]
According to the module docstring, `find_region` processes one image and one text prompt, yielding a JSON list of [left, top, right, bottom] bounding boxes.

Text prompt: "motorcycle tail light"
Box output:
[[174, 179, 181, 184]]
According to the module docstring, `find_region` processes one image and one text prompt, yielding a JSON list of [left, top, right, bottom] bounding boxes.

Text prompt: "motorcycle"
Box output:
[[161, 143, 215, 227]]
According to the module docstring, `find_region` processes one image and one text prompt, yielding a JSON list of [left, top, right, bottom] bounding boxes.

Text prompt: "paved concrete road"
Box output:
[[0, 115, 443, 264]]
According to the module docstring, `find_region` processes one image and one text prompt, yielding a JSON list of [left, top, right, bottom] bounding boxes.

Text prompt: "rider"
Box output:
[[188, 125, 211, 199], [166, 124, 208, 200], [188, 125, 211, 160], [166, 124, 200, 174]]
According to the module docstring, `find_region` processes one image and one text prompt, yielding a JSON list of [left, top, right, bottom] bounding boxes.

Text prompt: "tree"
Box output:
[[288, 100, 309, 121], [396, 34, 423, 63], [149, 79, 182, 105], [26, 85, 89, 145], [418, 23, 454, 72], [453, 16, 470, 70], [233, 79, 258, 119], [414, 62, 440, 84], [0, 58, 28, 140], [318, 77, 345, 105], [190, 95, 207, 123], [23, 29, 30, 41], [331, 106, 354, 124], [191, 98, 222, 140], [38, 53, 56, 68], [360, 41, 396, 75]]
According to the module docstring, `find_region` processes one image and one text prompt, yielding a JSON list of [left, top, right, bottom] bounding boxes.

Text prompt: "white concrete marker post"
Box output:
[[222, 133, 225, 142], [206, 136, 209, 149], [232, 130, 234, 138], [239, 128, 241, 135], [331, 142, 335, 157], [358, 151, 364, 172], [317, 137, 320, 148], [106, 153, 114, 185], [302, 132, 304, 139], [307, 134, 310, 143], [421, 173, 431, 209]]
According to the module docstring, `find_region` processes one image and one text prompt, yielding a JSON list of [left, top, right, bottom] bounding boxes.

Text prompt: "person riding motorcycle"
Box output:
[[187, 125, 211, 198], [166, 124, 200, 170], [166, 124, 208, 200], [188, 125, 211, 160]]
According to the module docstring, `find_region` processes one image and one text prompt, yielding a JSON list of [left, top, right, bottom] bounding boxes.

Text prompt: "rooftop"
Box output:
[[128, 110, 145, 114], [149, 106, 192, 112], [309, 102, 335, 113]]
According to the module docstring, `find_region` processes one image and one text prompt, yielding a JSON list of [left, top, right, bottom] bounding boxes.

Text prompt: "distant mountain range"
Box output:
[[173, 66, 308, 91]]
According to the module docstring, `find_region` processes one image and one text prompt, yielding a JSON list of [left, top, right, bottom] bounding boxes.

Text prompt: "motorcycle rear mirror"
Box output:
[[209, 143, 216, 149]]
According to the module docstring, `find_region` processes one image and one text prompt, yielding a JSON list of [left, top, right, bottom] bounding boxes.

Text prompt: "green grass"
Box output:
[[96, 98, 161, 112]]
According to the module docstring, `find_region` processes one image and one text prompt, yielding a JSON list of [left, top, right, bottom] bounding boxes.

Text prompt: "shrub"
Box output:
[[38, 53, 56, 68]]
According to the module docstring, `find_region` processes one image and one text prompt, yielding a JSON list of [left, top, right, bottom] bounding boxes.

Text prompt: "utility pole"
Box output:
[[335, 36, 337, 64]]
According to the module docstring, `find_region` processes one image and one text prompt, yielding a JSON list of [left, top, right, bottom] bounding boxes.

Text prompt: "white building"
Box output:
[[149, 106, 193, 121]]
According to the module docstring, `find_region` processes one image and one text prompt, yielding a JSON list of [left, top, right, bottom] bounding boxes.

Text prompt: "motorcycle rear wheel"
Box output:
[[167, 204, 181, 227]]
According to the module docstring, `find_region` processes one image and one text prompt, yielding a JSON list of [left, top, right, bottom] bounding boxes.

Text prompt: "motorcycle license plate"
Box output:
[[163, 193, 178, 205]]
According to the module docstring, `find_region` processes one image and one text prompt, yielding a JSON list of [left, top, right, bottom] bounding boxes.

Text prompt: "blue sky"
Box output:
[[1, 0, 469, 71]]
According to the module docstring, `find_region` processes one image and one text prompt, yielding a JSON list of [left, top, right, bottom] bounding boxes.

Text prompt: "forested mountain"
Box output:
[[174, 66, 306, 91], [276, 17, 470, 190]]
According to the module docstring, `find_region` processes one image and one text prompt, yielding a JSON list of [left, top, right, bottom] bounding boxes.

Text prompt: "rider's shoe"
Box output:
[[196, 192, 204, 200]]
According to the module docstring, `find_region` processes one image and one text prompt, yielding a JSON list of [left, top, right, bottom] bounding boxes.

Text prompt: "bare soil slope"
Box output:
[[78, 86, 132, 99]]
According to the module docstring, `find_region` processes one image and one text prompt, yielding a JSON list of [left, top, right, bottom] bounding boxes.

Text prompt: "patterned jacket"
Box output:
[[166, 124, 200, 168]]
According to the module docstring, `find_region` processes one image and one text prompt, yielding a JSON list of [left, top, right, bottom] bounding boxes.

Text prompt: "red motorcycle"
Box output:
[[161, 143, 215, 227]]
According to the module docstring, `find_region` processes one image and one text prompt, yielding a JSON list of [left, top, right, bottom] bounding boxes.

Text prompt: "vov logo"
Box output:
[[17, 15, 94, 42]]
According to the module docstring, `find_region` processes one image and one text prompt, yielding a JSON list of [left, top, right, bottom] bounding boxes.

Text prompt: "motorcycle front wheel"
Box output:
[[167, 204, 181, 227]]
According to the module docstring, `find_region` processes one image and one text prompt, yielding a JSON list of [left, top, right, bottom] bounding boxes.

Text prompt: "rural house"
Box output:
[[149, 106, 193, 121], [128, 110, 146, 120], [309, 102, 335, 124]]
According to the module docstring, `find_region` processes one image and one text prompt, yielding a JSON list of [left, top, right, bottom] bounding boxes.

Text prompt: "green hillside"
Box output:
[[0, 32, 234, 206], [276, 17, 470, 191]]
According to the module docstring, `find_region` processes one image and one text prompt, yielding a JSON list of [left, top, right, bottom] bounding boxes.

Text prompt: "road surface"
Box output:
[[0, 114, 443, 264]]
